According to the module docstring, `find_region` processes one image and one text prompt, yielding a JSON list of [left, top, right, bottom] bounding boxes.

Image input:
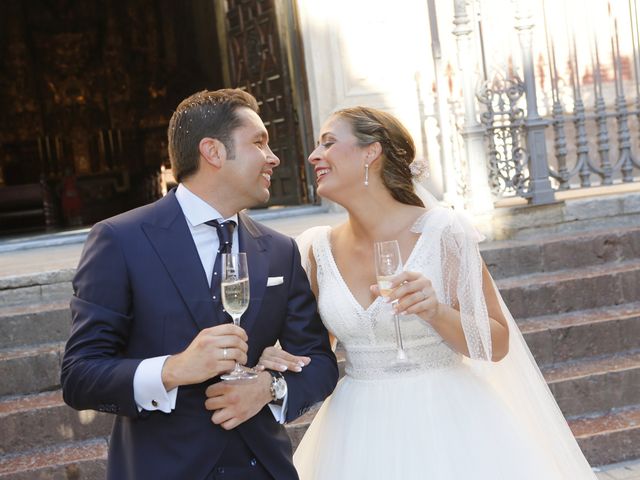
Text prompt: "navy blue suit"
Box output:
[[61, 190, 338, 479]]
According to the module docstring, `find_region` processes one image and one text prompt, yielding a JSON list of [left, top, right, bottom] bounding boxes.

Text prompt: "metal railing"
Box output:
[[467, 0, 640, 205]]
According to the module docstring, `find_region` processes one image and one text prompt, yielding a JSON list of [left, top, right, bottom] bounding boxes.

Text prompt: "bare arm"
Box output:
[[425, 263, 508, 360]]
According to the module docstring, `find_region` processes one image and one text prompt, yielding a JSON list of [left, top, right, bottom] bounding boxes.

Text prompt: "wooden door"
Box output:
[[219, 0, 312, 206]]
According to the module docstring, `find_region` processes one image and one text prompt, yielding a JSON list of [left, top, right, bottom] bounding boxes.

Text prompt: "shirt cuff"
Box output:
[[133, 355, 178, 413], [267, 390, 288, 424]]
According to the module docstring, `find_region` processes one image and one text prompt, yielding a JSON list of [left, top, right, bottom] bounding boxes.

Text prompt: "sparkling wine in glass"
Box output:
[[220, 252, 257, 381], [374, 240, 407, 362]]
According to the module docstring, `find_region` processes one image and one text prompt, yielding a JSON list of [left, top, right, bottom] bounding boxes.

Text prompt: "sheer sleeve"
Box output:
[[439, 211, 492, 361], [414, 206, 596, 477]]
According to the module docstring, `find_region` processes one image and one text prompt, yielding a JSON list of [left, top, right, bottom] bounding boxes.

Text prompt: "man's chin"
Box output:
[[244, 191, 271, 210], [259, 188, 271, 204]]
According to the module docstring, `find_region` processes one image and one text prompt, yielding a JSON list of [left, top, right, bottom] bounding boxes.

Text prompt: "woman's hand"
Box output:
[[256, 346, 311, 373], [370, 271, 440, 324]]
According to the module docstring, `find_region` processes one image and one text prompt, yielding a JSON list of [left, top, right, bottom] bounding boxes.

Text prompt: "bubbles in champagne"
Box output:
[[376, 275, 394, 298], [221, 278, 250, 318]]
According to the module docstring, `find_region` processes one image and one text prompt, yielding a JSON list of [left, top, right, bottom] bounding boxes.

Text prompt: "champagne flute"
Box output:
[[220, 252, 257, 381], [374, 240, 407, 362]]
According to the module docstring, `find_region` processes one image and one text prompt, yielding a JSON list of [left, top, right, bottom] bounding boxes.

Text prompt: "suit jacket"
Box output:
[[61, 190, 338, 480]]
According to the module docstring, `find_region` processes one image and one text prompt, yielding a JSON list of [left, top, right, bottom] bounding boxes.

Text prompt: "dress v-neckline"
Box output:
[[322, 215, 429, 314]]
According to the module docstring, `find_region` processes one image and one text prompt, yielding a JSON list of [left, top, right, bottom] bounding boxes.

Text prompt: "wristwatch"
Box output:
[[269, 370, 287, 405]]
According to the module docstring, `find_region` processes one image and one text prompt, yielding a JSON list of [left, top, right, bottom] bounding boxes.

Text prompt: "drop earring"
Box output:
[[364, 164, 369, 186]]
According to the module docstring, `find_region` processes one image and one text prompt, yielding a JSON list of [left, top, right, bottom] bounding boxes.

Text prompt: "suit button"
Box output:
[[250, 458, 257, 467], [151, 400, 158, 407]]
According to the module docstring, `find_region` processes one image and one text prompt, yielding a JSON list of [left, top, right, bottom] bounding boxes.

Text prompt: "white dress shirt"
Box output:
[[132, 183, 287, 422]]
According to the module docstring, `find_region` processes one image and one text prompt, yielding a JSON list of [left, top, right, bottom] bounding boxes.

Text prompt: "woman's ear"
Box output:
[[199, 137, 226, 169], [367, 141, 383, 165]]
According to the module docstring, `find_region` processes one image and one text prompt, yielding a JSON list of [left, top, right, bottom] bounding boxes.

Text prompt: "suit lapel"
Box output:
[[237, 212, 270, 335], [142, 190, 215, 331]]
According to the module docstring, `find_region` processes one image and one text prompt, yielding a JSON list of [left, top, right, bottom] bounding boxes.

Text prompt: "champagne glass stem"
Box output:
[[391, 301, 407, 361], [231, 314, 243, 374]]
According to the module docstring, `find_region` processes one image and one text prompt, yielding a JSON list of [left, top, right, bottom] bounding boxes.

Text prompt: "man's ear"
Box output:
[[199, 137, 226, 169], [367, 141, 382, 165]]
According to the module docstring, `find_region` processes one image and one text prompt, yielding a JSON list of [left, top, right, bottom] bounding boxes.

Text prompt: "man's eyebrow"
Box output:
[[254, 131, 268, 141]]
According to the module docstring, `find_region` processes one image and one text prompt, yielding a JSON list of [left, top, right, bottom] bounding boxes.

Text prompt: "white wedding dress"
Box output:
[[293, 207, 597, 480]]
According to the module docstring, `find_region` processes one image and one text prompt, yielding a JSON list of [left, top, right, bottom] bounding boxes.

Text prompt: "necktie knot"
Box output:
[[206, 219, 236, 254]]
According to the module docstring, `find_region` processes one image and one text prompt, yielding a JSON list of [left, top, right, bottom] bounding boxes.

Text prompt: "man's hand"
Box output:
[[162, 324, 248, 391], [204, 371, 272, 430]]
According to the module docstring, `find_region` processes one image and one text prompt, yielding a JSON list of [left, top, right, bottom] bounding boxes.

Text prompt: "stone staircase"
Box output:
[[0, 225, 638, 478], [484, 225, 640, 466]]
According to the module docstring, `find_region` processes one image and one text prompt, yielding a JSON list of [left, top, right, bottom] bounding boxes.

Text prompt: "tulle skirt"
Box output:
[[294, 362, 570, 480]]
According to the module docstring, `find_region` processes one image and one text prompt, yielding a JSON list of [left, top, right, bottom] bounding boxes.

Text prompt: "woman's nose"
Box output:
[[308, 145, 321, 164]]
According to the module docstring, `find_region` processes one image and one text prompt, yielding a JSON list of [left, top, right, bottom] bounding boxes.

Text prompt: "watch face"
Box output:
[[274, 378, 286, 399]]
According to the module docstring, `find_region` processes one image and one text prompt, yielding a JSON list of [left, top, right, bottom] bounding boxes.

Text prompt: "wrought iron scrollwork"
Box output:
[[477, 75, 529, 197]]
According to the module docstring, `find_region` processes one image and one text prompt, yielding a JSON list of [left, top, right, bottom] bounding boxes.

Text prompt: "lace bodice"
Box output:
[[305, 208, 467, 380]]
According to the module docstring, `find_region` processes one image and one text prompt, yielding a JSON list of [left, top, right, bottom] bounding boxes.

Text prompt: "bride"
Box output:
[[258, 106, 597, 479]]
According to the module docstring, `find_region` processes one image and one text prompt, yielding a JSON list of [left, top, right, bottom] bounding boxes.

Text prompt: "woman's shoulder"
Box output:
[[295, 225, 332, 260], [295, 225, 331, 245], [415, 206, 485, 244], [412, 205, 453, 232]]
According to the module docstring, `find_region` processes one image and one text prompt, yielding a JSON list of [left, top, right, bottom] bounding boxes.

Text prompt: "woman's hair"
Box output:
[[332, 106, 424, 207]]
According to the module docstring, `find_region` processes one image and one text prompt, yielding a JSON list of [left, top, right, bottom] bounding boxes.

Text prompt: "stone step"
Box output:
[[0, 301, 70, 350], [0, 343, 63, 397], [488, 191, 640, 241], [542, 350, 640, 418], [0, 438, 107, 480], [0, 269, 73, 309], [0, 397, 324, 477], [0, 366, 631, 474], [570, 405, 640, 467], [482, 225, 640, 280], [0, 391, 112, 456], [497, 259, 640, 319], [520, 302, 640, 366]]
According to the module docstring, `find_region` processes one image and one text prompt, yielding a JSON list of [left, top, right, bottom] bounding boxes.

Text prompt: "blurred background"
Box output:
[[2, 0, 638, 235]]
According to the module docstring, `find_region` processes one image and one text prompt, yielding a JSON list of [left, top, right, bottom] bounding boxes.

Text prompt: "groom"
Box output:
[[61, 89, 338, 479]]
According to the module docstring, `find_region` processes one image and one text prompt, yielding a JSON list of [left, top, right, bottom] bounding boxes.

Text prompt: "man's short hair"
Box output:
[[167, 89, 259, 183]]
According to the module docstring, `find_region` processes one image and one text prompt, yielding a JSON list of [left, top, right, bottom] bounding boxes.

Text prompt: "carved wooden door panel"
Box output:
[[223, 0, 307, 206]]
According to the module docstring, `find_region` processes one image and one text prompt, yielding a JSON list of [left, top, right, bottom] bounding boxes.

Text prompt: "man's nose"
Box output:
[[267, 146, 280, 167]]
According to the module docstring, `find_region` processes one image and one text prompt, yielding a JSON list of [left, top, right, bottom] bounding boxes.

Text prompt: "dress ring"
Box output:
[[223, 348, 228, 360]]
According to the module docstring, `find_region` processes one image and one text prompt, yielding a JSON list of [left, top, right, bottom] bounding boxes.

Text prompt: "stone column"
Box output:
[[453, 0, 494, 213], [427, 0, 463, 208], [513, 0, 556, 205]]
